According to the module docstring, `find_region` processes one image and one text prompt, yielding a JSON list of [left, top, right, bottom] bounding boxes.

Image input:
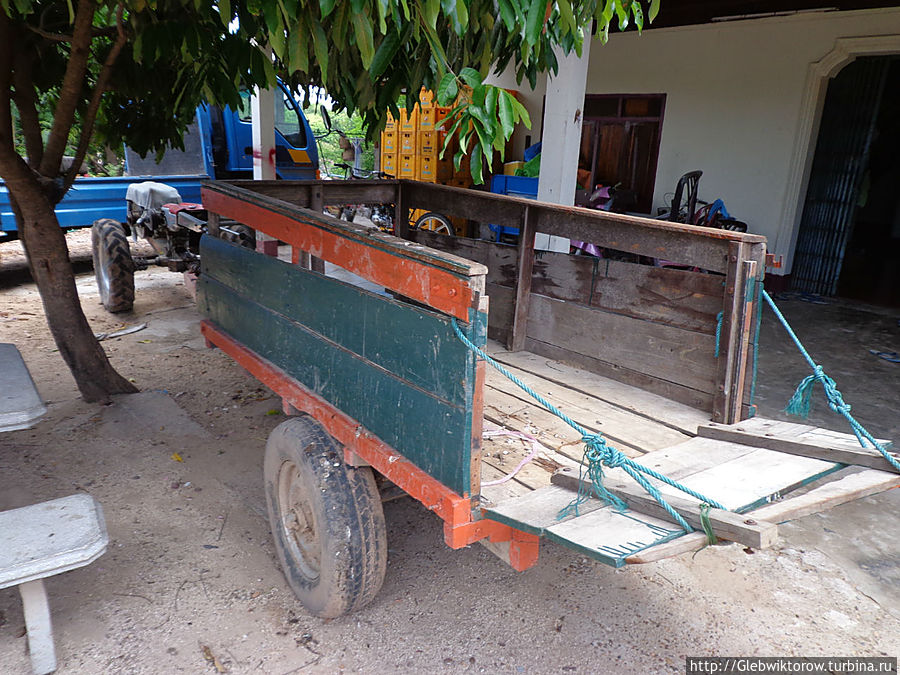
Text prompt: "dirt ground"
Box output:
[[0, 230, 898, 674]]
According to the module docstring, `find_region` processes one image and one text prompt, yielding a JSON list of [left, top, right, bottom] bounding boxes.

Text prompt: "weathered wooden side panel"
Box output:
[[408, 231, 721, 405], [408, 231, 725, 333], [197, 235, 486, 496]]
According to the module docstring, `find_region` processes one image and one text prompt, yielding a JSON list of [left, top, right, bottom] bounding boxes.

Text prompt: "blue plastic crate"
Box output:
[[489, 175, 539, 238]]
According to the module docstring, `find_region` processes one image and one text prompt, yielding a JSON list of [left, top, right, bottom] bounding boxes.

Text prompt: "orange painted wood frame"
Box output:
[[201, 320, 539, 571], [202, 186, 477, 322]]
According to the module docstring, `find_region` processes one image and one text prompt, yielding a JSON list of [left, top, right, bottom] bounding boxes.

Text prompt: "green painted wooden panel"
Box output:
[[197, 236, 487, 496], [201, 235, 471, 406]]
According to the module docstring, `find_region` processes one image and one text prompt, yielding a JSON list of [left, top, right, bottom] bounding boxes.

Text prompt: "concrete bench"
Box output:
[[0, 343, 46, 432], [0, 495, 108, 674]]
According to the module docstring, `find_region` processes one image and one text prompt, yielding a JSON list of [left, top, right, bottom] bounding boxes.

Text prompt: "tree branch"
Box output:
[[12, 48, 44, 168], [38, 0, 97, 178], [64, 3, 128, 191], [0, 11, 15, 158], [26, 23, 119, 43]]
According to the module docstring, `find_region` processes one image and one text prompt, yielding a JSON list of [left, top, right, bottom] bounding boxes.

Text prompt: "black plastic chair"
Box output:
[[667, 170, 702, 223]]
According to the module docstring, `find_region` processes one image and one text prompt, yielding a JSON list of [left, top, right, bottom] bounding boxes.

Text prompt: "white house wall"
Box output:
[[580, 7, 900, 274]]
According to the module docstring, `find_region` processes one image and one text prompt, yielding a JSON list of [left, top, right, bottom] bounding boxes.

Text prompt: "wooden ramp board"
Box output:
[[697, 417, 898, 473], [484, 485, 682, 568], [483, 436, 844, 566]]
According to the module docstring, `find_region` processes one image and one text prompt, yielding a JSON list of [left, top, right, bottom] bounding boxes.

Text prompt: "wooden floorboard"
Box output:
[[486, 343, 711, 435], [485, 364, 691, 453]]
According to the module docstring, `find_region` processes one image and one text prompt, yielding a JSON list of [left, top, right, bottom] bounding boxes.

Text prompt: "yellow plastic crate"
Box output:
[[418, 107, 436, 130], [381, 130, 398, 154], [399, 108, 418, 131], [419, 89, 435, 107], [385, 111, 397, 131], [418, 130, 439, 156], [398, 153, 416, 178], [417, 155, 437, 183], [381, 150, 398, 176], [399, 130, 416, 154]]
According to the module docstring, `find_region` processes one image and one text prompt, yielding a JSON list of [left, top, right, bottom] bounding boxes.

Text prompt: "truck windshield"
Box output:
[[235, 90, 308, 149]]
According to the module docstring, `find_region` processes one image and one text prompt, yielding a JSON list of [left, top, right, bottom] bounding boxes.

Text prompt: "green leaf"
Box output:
[[455, 0, 469, 32], [218, 0, 232, 25], [436, 72, 458, 106], [649, 0, 660, 22], [469, 141, 483, 184], [458, 67, 481, 89], [375, 0, 389, 33], [631, 1, 644, 31], [472, 84, 485, 108], [370, 30, 400, 79], [497, 0, 515, 31], [498, 90, 514, 138], [312, 19, 330, 81], [352, 12, 376, 68], [524, 0, 544, 47], [423, 0, 440, 29], [557, 0, 576, 34], [289, 21, 309, 72], [484, 85, 498, 117], [320, 0, 338, 17]]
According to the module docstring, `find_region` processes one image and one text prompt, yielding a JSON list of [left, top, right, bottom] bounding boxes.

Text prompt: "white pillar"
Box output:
[[251, 85, 279, 255], [535, 38, 592, 252], [251, 86, 277, 181]]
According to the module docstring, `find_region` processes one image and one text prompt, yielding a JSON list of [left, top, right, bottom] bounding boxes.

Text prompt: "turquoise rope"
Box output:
[[761, 290, 900, 473], [450, 319, 727, 533], [714, 311, 724, 358]]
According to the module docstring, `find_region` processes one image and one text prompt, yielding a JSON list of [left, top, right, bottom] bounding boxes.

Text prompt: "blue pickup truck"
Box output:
[[0, 79, 318, 237]]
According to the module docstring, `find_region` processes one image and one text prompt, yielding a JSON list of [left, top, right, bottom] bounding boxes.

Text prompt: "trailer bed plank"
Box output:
[[485, 345, 710, 435], [485, 363, 691, 453]]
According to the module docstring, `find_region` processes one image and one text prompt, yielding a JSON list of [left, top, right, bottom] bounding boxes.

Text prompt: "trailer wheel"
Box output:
[[412, 211, 454, 236], [91, 218, 134, 313], [264, 415, 387, 618]]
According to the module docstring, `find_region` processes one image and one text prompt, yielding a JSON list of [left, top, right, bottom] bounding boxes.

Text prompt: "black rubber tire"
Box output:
[[412, 211, 454, 235], [91, 218, 134, 313], [264, 415, 387, 618]]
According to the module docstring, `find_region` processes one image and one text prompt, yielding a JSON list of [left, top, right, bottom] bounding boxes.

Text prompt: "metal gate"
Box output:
[[791, 57, 890, 296]]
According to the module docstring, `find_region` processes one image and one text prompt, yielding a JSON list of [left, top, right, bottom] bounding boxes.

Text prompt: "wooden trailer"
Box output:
[[196, 179, 899, 618]]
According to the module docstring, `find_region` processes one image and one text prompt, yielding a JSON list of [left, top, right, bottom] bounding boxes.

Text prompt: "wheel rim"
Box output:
[[416, 215, 452, 235], [276, 460, 321, 582]]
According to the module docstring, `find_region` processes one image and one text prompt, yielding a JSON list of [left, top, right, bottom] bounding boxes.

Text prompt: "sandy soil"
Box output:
[[0, 231, 898, 674]]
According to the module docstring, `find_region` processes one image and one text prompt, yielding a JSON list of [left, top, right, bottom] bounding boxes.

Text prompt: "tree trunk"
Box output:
[[12, 174, 137, 402]]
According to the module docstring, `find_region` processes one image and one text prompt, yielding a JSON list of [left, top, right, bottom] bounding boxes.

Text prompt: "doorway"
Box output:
[[792, 56, 900, 306], [576, 94, 665, 214]]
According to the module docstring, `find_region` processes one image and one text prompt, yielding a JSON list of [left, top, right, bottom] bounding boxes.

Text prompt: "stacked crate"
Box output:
[[380, 90, 460, 185]]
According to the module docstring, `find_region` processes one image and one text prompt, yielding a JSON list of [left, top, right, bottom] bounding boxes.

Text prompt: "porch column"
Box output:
[[536, 39, 591, 252], [251, 85, 278, 255], [251, 86, 277, 180]]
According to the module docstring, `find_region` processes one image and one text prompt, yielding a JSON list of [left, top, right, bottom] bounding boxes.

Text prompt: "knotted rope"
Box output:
[[451, 319, 726, 533], [762, 290, 899, 473]]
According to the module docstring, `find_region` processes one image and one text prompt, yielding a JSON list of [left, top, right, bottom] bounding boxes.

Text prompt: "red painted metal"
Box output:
[[202, 187, 476, 321], [443, 519, 540, 571]]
